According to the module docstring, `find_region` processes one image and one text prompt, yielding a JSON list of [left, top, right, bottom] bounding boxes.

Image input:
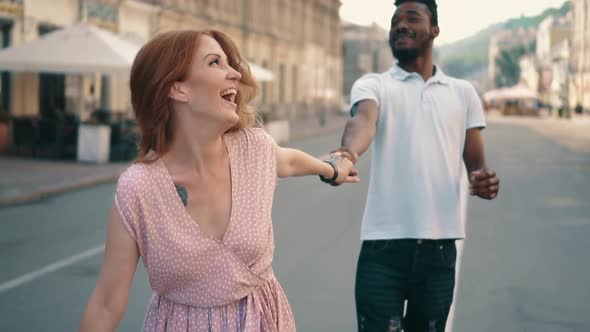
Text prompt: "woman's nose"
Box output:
[[227, 67, 242, 81]]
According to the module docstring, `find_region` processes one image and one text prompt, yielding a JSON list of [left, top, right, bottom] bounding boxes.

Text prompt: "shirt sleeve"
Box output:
[[114, 167, 142, 241], [463, 82, 487, 130], [350, 73, 382, 117]]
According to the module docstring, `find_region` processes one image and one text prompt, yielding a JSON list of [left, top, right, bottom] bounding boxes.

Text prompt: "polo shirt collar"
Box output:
[[389, 63, 450, 85]]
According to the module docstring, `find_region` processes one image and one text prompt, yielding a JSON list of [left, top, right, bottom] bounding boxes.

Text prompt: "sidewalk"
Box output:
[[289, 112, 348, 142], [0, 114, 348, 207], [0, 157, 128, 206], [487, 111, 590, 154]]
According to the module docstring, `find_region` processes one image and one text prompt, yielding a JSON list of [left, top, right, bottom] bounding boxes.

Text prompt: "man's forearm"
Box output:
[[339, 116, 375, 162], [465, 157, 487, 176], [463, 128, 487, 176]]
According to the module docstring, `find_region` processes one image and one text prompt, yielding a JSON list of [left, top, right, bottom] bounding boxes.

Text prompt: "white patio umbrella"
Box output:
[[248, 63, 274, 82], [0, 22, 275, 80], [0, 23, 141, 74], [0, 22, 146, 130], [484, 84, 538, 102], [501, 84, 538, 100], [0, 22, 275, 86], [483, 88, 507, 103]]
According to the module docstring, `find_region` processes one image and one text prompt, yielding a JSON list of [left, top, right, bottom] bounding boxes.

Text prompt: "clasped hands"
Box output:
[[321, 150, 360, 186]]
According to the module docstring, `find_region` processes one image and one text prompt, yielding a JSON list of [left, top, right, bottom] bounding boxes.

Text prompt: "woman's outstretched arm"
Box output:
[[79, 205, 139, 332], [271, 139, 360, 184]]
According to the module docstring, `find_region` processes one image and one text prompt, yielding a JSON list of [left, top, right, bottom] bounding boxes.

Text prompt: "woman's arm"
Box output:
[[79, 205, 139, 332], [272, 141, 359, 184]]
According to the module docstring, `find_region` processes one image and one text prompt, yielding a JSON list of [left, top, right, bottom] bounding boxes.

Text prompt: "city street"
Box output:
[[1, 122, 589, 331]]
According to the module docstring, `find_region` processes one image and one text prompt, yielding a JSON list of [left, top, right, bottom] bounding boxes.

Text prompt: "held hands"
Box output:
[[469, 169, 500, 200], [321, 152, 360, 186]]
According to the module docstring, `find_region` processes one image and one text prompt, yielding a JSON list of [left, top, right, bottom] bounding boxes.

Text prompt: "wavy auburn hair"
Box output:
[[130, 30, 258, 163]]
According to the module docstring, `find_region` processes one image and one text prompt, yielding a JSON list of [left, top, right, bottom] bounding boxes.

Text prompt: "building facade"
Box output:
[[535, 14, 572, 107], [537, 15, 571, 61], [341, 22, 392, 98], [0, 0, 342, 122], [519, 54, 539, 92], [569, 0, 590, 111]]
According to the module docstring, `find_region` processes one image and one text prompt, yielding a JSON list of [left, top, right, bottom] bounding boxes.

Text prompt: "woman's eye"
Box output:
[[210, 59, 219, 66]]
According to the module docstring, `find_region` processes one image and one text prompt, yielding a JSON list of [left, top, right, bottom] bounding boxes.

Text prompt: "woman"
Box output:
[[78, 30, 358, 332]]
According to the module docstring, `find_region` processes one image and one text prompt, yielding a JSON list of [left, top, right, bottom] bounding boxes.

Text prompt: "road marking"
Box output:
[[0, 245, 105, 294]]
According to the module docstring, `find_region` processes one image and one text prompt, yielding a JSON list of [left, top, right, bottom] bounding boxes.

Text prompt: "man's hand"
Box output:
[[325, 153, 359, 186], [470, 169, 499, 200], [333, 157, 359, 186]]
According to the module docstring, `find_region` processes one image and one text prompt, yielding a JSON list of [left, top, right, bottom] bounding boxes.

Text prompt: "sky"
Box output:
[[340, 0, 568, 45]]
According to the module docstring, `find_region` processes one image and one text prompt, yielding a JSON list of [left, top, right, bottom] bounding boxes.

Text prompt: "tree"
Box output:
[[494, 44, 528, 87]]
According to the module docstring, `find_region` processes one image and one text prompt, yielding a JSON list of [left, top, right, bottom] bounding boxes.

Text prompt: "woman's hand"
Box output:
[[273, 141, 359, 184], [325, 152, 360, 186]]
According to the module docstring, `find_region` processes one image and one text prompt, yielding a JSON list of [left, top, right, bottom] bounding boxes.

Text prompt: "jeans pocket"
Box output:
[[438, 242, 457, 268], [362, 240, 391, 255]]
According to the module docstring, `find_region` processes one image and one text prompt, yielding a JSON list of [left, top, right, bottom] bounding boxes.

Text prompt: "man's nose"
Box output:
[[396, 24, 410, 34]]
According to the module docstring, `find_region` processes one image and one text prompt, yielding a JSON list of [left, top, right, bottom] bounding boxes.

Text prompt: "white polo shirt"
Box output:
[[350, 64, 486, 240]]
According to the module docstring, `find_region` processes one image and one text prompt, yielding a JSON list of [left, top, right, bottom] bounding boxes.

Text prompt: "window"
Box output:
[[38, 24, 66, 118], [262, 60, 269, 104], [292, 65, 298, 102], [279, 64, 286, 103], [0, 20, 12, 113]]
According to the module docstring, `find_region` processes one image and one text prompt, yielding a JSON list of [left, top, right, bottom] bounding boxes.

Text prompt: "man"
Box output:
[[327, 1, 500, 331]]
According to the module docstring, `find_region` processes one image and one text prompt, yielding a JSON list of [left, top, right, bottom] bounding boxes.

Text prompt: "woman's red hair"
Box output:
[[130, 30, 258, 163]]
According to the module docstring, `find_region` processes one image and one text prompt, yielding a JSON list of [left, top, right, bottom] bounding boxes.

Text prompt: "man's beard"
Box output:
[[391, 46, 420, 62], [389, 33, 432, 63]]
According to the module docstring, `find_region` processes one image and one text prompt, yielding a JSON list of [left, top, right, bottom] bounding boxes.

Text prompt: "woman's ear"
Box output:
[[169, 83, 189, 103]]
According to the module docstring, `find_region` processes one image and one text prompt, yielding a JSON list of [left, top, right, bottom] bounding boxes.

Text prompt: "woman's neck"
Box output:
[[163, 118, 228, 175]]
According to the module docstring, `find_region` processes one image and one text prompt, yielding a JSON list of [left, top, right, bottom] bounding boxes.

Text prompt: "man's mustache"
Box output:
[[391, 31, 416, 41]]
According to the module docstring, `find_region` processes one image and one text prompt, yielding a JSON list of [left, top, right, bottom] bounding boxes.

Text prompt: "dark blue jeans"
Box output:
[[355, 239, 457, 332]]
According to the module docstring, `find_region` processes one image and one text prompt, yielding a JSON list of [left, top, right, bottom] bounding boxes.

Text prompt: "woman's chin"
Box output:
[[221, 111, 240, 128]]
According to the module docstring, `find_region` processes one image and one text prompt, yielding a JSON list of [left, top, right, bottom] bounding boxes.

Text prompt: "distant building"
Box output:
[[536, 14, 572, 107], [519, 54, 539, 92], [341, 22, 392, 98], [548, 39, 571, 108], [569, 0, 590, 111], [537, 15, 571, 61]]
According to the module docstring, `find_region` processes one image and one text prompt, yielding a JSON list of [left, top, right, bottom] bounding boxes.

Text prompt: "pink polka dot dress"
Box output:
[[114, 128, 296, 331]]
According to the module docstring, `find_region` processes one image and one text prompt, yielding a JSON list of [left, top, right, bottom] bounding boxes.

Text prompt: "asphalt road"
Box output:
[[1, 122, 589, 331]]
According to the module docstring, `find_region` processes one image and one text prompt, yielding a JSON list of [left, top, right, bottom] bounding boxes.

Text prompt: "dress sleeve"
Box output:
[[114, 166, 143, 241], [243, 127, 277, 182]]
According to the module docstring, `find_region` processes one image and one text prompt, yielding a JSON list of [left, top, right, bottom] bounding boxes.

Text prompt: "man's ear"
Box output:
[[169, 83, 188, 103], [431, 26, 440, 39]]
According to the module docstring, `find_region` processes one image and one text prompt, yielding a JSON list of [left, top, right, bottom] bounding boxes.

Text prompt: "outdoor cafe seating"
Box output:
[[10, 110, 137, 161]]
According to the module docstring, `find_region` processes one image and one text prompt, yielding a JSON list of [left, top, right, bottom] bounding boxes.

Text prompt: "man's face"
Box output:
[[389, 2, 438, 62]]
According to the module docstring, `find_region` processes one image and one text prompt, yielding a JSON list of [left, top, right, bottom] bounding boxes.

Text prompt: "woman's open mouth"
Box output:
[[220, 88, 237, 108]]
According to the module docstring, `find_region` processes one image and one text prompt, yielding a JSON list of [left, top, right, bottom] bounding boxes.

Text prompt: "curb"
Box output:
[[0, 122, 348, 207], [0, 172, 122, 207]]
